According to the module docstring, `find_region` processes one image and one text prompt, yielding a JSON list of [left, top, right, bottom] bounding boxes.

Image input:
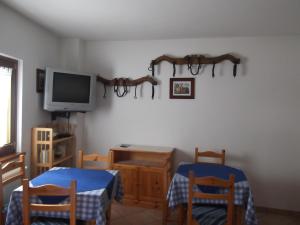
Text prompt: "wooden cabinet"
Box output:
[[110, 145, 174, 208], [31, 123, 75, 177]]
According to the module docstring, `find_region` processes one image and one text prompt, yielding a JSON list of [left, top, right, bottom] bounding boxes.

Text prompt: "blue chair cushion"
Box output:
[[192, 205, 227, 225]]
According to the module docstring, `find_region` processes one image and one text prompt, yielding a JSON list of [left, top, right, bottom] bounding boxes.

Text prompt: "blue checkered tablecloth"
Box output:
[[167, 163, 258, 225], [5, 167, 123, 225]]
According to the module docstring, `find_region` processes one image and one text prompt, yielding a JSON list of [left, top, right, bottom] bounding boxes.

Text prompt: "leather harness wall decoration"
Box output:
[[148, 54, 241, 78], [96, 75, 158, 98]]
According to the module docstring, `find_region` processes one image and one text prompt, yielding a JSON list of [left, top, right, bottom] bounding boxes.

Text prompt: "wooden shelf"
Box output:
[[31, 123, 76, 177], [36, 155, 73, 167], [53, 136, 74, 144], [53, 155, 73, 166]]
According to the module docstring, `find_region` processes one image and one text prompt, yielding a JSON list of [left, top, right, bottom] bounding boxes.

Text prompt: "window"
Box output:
[[0, 55, 18, 147]]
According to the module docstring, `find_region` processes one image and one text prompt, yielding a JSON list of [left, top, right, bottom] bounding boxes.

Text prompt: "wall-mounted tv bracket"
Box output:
[[96, 75, 158, 99], [148, 54, 241, 78], [51, 111, 71, 121]]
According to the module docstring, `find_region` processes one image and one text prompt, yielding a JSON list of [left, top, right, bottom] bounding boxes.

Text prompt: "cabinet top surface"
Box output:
[[110, 145, 175, 153]]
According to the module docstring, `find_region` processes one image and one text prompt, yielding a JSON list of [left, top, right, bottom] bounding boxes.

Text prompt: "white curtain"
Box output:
[[0, 67, 12, 147]]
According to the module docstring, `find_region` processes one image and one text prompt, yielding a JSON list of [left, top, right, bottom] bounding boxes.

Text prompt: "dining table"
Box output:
[[167, 162, 258, 225], [5, 167, 123, 225]]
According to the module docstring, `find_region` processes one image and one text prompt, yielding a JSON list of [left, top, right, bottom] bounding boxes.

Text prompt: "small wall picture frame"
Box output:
[[170, 78, 195, 99], [36, 68, 45, 93]]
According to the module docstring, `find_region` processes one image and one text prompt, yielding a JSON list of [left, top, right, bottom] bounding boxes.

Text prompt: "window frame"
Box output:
[[0, 55, 18, 145]]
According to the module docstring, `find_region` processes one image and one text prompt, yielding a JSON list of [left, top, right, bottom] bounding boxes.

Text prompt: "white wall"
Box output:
[[83, 36, 300, 211], [0, 3, 61, 166], [60, 38, 87, 150]]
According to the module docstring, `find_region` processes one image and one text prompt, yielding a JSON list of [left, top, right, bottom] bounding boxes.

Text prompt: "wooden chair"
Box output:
[[77, 150, 110, 170], [187, 171, 235, 225], [0, 153, 25, 225], [22, 179, 77, 225], [194, 147, 225, 165], [77, 150, 111, 225]]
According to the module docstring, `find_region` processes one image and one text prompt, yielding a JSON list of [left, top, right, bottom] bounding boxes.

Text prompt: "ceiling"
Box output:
[[2, 0, 300, 41]]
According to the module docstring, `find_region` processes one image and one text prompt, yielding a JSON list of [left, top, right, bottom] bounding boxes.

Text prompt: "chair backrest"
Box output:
[[77, 149, 110, 170], [194, 147, 225, 165], [0, 154, 25, 225], [187, 171, 235, 225], [22, 179, 77, 225]]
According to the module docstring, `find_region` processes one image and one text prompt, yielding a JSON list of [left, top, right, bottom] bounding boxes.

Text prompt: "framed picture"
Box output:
[[36, 68, 45, 93], [170, 78, 195, 99]]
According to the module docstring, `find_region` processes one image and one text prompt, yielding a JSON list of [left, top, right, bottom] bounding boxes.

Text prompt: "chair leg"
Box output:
[[0, 211, 5, 225], [163, 205, 177, 225], [106, 204, 111, 225], [162, 200, 168, 225], [234, 206, 243, 225], [177, 204, 186, 225]]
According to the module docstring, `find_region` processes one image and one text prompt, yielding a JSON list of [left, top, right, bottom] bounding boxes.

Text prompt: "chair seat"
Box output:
[[31, 218, 69, 225], [31, 218, 85, 225], [192, 205, 227, 225]]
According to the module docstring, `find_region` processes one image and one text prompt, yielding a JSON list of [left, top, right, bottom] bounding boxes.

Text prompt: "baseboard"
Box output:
[[256, 206, 300, 217]]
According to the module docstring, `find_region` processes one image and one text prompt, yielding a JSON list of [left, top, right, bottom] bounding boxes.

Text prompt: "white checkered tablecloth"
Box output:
[[167, 173, 258, 225], [5, 168, 123, 225]]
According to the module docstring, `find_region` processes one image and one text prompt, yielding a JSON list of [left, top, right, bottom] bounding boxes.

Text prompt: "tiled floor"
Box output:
[[111, 203, 300, 225]]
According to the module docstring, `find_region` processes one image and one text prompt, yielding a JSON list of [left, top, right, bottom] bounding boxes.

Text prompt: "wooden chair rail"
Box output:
[[28, 184, 74, 196], [195, 148, 226, 165], [2, 173, 24, 186], [82, 153, 110, 162], [31, 204, 70, 212], [0, 152, 24, 164], [1, 160, 24, 174], [193, 192, 228, 200], [193, 175, 232, 187], [77, 150, 110, 170]]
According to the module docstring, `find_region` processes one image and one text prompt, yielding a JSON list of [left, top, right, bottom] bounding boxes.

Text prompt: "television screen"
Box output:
[[52, 72, 90, 103], [43, 67, 96, 112]]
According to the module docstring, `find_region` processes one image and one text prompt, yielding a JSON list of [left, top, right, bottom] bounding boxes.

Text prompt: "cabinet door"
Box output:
[[113, 165, 138, 200], [138, 167, 164, 203]]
